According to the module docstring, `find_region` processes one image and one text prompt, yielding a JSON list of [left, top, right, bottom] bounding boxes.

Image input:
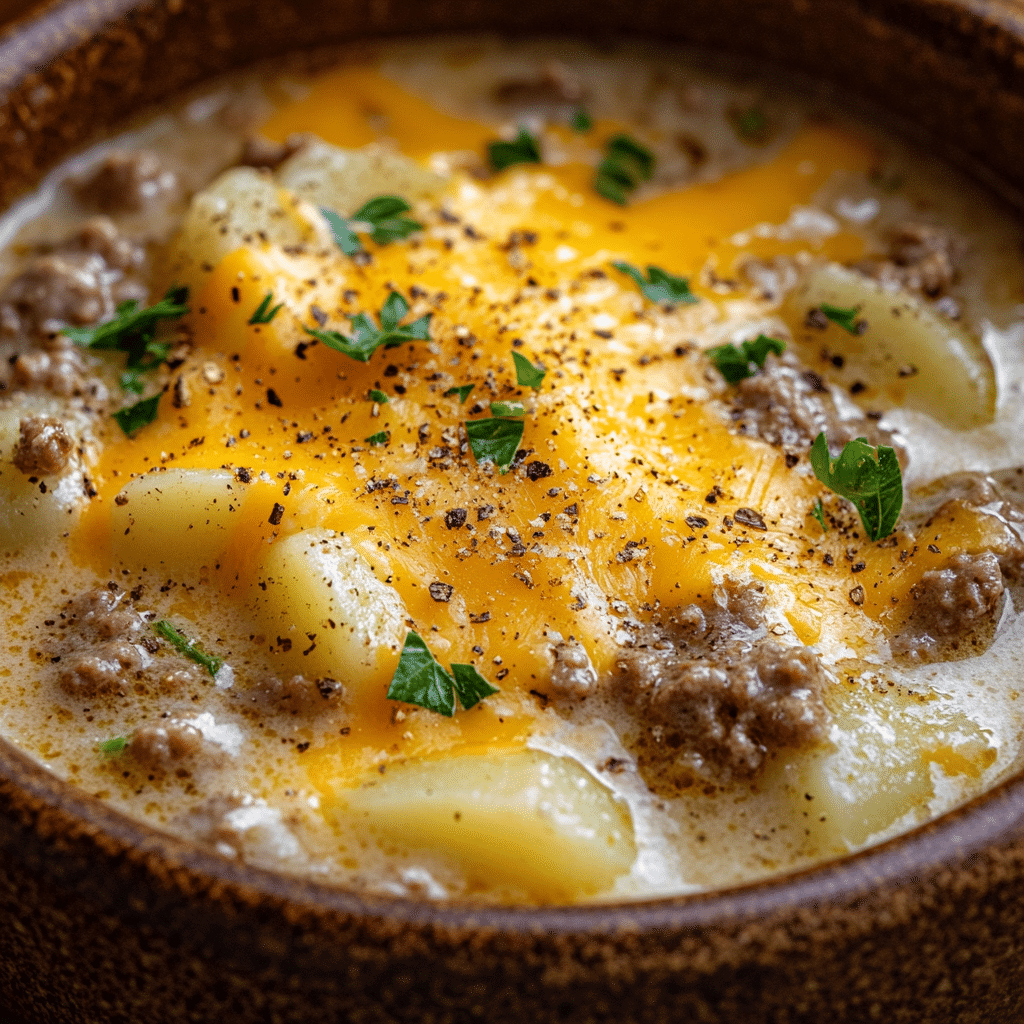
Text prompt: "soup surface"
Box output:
[[2, 37, 1024, 904]]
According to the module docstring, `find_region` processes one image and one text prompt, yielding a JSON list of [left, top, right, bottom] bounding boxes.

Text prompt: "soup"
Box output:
[[2, 36, 1023, 904]]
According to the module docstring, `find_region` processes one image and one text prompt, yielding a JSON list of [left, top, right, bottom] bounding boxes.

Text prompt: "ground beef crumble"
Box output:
[[75, 151, 180, 215], [12, 415, 74, 475], [854, 221, 959, 299]]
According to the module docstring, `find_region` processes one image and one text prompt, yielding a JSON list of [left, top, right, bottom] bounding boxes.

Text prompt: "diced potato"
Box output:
[[276, 139, 447, 214], [337, 748, 636, 902], [111, 468, 246, 573], [769, 677, 996, 852], [787, 263, 995, 430], [250, 528, 406, 689], [167, 167, 329, 291], [0, 404, 83, 551]]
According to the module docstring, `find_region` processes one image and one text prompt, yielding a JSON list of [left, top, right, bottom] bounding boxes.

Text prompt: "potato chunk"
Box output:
[[338, 748, 636, 902], [276, 140, 446, 215], [251, 529, 406, 689], [111, 468, 245, 573], [167, 167, 329, 291], [788, 264, 995, 430]]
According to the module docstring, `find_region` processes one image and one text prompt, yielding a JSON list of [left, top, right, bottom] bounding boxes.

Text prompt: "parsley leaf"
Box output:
[[450, 663, 500, 709], [444, 384, 475, 403], [119, 369, 145, 395], [571, 108, 593, 133], [98, 735, 129, 756], [512, 351, 546, 390], [113, 393, 161, 436], [490, 400, 525, 417], [465, 416, 524, 474], [611, 261, 698, 305], [368, 389, 389, 404], [811, 497, 829, 532], [594, 134, 654, 205], [729, 105, 771, 144], [810, 433, 903, 542], [322, 207, 362, 256], [365, 430, 390, 446], [707, 335, 786, 384], [304, 292, 431, 362], [819, 303, 864, 334], [488, 127, 542, 171], [387, 632, 498, 715], [152, 619, 223, 678], [63, 285, 189, 360], [352, 195, 423, 245], [248, 292, 284, 325]]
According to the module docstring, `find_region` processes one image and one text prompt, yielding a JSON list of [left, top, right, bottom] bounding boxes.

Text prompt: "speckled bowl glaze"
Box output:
[[3, 1, 1024, 1021]]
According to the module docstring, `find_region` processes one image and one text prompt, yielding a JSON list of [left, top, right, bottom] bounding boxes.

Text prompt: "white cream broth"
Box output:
[[1, 37, 1024, 904]]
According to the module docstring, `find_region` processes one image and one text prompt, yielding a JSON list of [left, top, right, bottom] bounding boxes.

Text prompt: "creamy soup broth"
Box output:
[[2, 37, 1024, 904]]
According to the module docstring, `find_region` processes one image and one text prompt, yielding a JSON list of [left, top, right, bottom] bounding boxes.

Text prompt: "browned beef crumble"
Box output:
[[854, 221, 958, 298], [128, 720, 207, 767], [12, 415, 74, 475], [75, 151, 180, 215], [905, 551, 1004, 639], [239, 133, 310, 170], [595, 586, 831, 781], [252, 672, 345, 714], [0, 217, 148, 397]]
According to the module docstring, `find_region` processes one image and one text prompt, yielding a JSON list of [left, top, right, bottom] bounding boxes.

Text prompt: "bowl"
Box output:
[[3, 1, 1024, 1021]]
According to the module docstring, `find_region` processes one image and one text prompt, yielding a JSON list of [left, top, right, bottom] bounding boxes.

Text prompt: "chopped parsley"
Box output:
[[729, 105, 771, 144], [490, 400, 525, 417], [707, 335, 786, 383], [810, 433, 903, 542], [248, 292, 284, 324], [444, 384, 475, 403], [512, 351, 546, 390], [98, 735, 129, 756], [304, 291, 431, 362], [64, 285, 189, 392], [812, 498, 829, 532], [368, 389, 390, 404], [594, 134, 654, 205], [571, 108, 593, 133], [386, 630, 499, 716], [819, 302, 864, 334], [611, 261, 698, 305], [488, 127, 542, 171], [152, 619, 223, 678], [465, 416, 524, 474], [113, 393, 161, 436], [365, 430, 390, 445], [323, 196, 423, 256], [119, 369, 145, 395]]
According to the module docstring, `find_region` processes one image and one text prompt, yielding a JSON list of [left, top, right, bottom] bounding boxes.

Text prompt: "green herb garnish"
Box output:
[[571, 109, 593, 133], [387, 631, 499, 716], [152, 619, 223, 678], [323, 196, 423, 257], [810, 433, 903, 542], [119, 370, 145, 395], [611, 261, 698, 305], [512, 351, 546, 390], [819, 303, 863, 334], [465, 416, 525, 474], [707, 335, 786, 384], [65, 285, 189, 392], [811, 498, 829, 532], [444, 384, 475, 403], [368, 389, 389, 404], [113, 393, 162, 436], [594, 134, 654, 205], [248, 292, 284, 325], [490, 400, 525, 417], [365, 430, 390, 445], [304, 291, 431, 362], [729, 105, 771, 144], [488, 127, 542, 171], [98, 735, 129, 756]]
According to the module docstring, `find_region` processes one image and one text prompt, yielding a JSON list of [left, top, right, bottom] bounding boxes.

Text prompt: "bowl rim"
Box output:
[[1, 0, 1024, 936]]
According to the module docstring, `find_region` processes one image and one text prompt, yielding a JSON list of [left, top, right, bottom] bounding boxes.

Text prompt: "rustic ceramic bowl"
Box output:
[[3, 1, 1024, 1021]]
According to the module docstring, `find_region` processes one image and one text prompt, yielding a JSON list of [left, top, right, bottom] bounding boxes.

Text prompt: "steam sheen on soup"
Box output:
[[2, 38, 1024, 904]]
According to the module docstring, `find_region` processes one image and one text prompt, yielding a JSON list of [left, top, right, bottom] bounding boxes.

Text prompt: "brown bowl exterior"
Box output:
[[3, 1, 1024, 1021]]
